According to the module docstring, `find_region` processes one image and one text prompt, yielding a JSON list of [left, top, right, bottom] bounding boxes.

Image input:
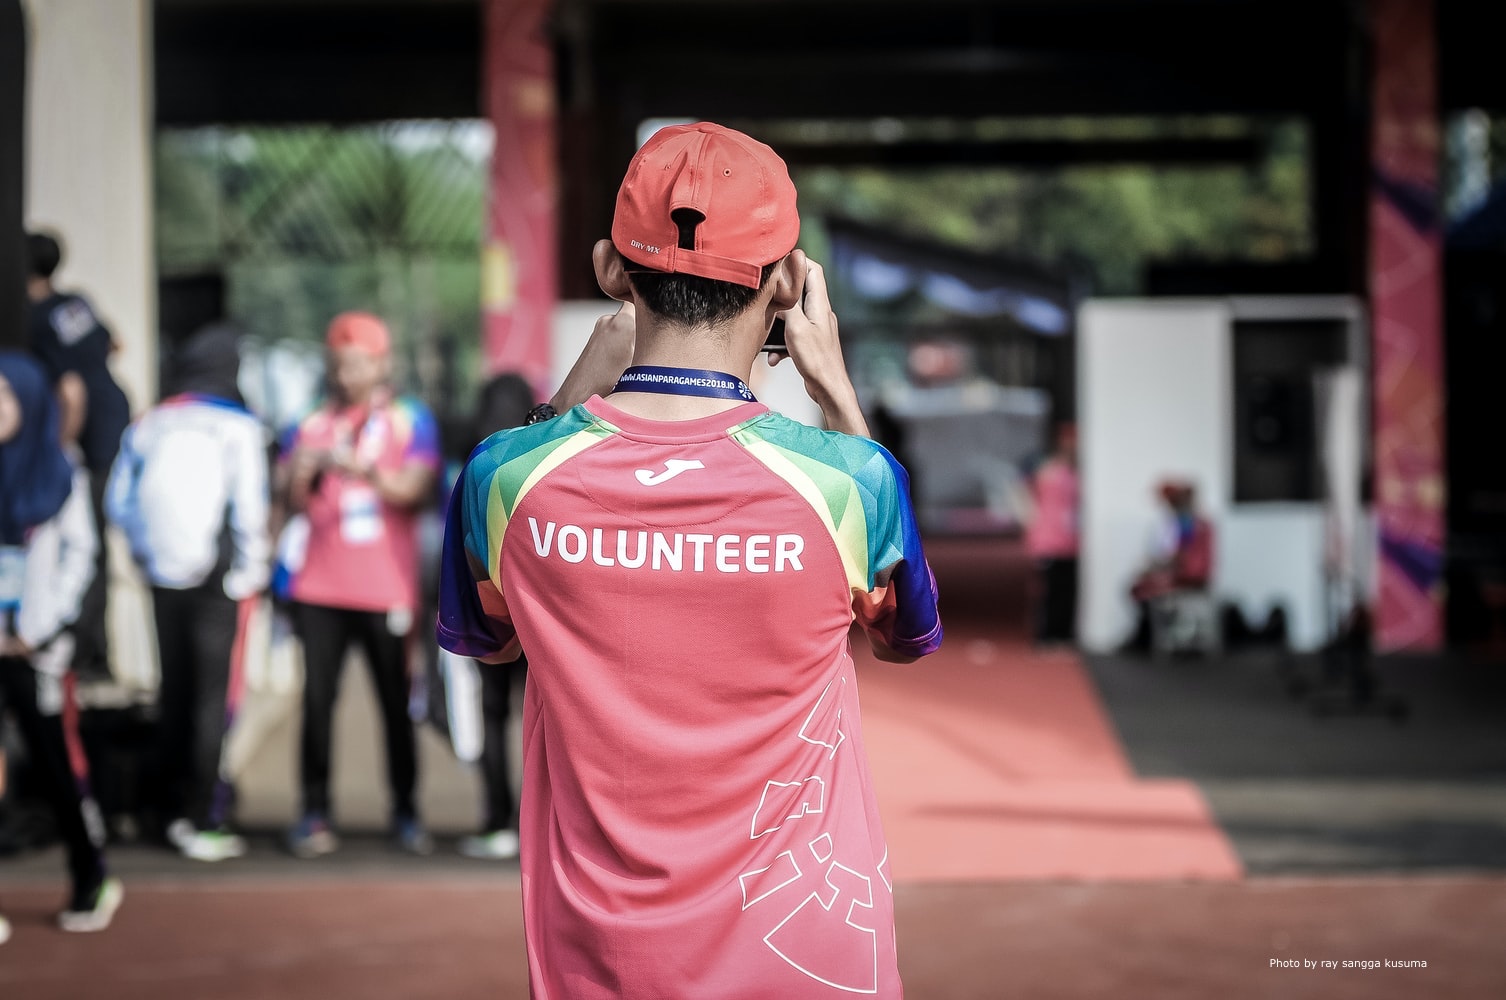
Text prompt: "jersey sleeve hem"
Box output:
[[436, 617, 515, 661]]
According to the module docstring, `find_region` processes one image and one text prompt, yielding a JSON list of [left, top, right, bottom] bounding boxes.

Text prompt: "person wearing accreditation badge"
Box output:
[[0, 352, 122, 942], [438, 122, 943, 999], [279, 312, 441, 859]]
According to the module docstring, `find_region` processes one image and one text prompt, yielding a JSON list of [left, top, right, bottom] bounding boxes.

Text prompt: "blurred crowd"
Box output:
[[0, 230, 526, 941]]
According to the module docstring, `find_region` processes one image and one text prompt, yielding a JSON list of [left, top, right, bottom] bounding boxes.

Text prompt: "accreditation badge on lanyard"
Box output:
[[339, 405, 390, 546], [0, 545, 25, 613], [611, 366, 757, 402]]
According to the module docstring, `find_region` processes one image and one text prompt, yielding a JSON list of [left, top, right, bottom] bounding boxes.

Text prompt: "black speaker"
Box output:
[[1231, 318, 1347, 502], [1246, 375, 1295, 452]]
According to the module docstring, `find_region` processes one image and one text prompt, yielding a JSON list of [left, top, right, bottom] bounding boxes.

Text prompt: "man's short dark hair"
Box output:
[[626, 263, 775, 329], [622, 207, 777, 327], [26, 231, 62, 279]]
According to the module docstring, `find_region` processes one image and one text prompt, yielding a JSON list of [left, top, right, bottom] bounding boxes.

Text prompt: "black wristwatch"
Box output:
[[524, 402, 559, 425]]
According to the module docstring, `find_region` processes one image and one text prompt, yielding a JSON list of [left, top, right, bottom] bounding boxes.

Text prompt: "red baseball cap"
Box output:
[[325, 311, 391, 356], [611, 122, 800, 289]]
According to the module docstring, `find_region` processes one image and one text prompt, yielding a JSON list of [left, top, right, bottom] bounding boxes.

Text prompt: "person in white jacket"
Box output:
[[106, 323, 270, 862], [0, 351, 121, 941]]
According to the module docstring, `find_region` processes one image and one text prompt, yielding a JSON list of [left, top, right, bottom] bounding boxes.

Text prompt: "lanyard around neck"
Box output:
[[611, 366, 757, 402]]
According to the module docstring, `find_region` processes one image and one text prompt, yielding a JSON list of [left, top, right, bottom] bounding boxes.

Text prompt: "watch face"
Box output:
[[525, 403, 558, 425]]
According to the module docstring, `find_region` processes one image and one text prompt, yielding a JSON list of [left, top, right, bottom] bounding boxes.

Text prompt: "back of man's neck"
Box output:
[[605, 391, 750, 421], [605, 322, 757, 419]]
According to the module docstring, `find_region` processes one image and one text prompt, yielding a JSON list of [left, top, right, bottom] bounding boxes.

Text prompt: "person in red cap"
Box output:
[[439, 122, 942, 998], [279, 311, 441, 858]]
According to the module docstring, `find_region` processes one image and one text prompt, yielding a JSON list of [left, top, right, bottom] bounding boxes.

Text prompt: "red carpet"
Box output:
[[856, 537, 1243, 883]]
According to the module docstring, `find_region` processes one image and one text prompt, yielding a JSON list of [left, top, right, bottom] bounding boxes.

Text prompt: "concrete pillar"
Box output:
[[23, 0, 155, 408]]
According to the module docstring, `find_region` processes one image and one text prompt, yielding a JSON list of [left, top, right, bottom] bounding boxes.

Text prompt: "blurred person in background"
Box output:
[[25, 231, 131, 684], [106, 322, 269, 862], [0, 352, 121, 939], [1025, 422, 1079, 645], [279, 312, 440, 858], [1123, 478, 1215, 651], [450, 372, 532, 860]]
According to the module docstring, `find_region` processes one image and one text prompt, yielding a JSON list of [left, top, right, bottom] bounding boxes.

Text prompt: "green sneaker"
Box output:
[[58, 877, 124, 933], [168, 818, 248, 862]]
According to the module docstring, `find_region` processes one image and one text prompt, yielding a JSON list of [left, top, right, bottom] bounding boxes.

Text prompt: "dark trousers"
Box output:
[[71, 473, 111, 680], [293, 603, 417, 821], [478, 660, 520, 833], [1034, 557, 1079, 643], [151, 584, 243, 829], [0, 657, 106, 900]]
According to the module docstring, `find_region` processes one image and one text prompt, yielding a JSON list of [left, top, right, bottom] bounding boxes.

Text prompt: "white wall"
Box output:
[[23, 0, 155, 409], [1079, 300, 1231, 650], [1078, 298, 1345, 652]]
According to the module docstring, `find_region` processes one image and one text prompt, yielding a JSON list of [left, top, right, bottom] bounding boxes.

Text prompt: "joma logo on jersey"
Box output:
[[636, 459, 704, 486], [527, 517, 805, 573]]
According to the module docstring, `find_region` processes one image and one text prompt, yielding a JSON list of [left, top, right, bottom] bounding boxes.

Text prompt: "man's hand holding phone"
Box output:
[[551, 300, 637, 413], [764, 254, 870, 438]]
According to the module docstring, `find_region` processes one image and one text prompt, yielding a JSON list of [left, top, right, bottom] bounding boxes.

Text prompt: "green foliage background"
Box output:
[[156, 122, 490, 423], [792, 119, 1310, 297]]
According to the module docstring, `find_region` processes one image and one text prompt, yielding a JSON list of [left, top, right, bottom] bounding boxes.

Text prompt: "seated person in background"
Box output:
[[1123, 479, 1214, 650]]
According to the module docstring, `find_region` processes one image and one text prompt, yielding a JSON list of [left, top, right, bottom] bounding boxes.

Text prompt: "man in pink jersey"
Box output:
[[281, 312, 441, 858], [439, 122, 942, 998]]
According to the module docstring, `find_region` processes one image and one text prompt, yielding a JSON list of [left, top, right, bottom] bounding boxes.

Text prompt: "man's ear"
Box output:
[[767, 250, 805, 312], [593, 240, 635, 302]]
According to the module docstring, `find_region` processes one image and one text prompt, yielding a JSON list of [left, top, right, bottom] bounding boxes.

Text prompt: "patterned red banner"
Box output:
[[482, 0, 556, 392], [1368, 0, 1445, 650]]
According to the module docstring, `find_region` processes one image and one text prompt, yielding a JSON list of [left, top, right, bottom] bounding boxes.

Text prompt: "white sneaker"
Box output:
[[181, 829, 248, 862], [0, 914, 11, 945], [458, 829, 520, 860], [58, 877, 124, 933], [166, 818, 195, 852]]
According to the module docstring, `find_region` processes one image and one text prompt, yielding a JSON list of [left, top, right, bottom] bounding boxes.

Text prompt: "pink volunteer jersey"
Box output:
[[1025, 458, 1080, 560], [438, 396, 942, 999], [284, 393, 440, 614]]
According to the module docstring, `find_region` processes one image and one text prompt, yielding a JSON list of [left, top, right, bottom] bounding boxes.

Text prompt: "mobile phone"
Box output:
[[762, 316, 787, 354], [762, 284, 808, 353]]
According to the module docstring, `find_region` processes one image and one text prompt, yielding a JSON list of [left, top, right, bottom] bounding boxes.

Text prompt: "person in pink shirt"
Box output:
[[439, 123, 942, 999], [280, 312, 441, 858], [1025, 422, 1080, 644]]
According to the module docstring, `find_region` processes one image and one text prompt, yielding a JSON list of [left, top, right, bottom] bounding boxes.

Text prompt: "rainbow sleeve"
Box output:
[[731, 416, 942, 658], [436, 407, 614, 659]]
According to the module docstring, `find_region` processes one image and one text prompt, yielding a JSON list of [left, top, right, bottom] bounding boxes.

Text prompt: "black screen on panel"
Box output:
[[1232, 319, 1349, 503]]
